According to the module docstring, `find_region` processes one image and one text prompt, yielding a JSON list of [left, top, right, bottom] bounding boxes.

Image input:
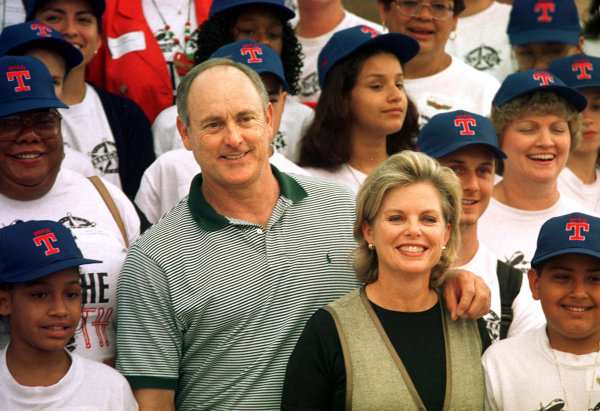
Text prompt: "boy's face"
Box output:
[[260, 73, 286, 143], [0, 267, 81, 354], [24, 48, 67, 98], [528, 254, 600, 353], [437, 145, 496, 228]]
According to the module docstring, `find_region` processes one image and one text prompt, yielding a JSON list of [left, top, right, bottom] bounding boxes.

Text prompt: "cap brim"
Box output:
[[210, 0, 295, 20], [0, 97, 68, 117], [4, 257, 102, 283], [509, 29, 580, 46], [497, 84, 587, 112], [531, 248, 600, 267], [0, 38, 83, 68], [254, 67, 290, 92], [428, 141, 507, 160]]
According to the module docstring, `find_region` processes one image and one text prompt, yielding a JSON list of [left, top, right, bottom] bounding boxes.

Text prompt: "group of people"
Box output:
[[1, 0, 600, 410]]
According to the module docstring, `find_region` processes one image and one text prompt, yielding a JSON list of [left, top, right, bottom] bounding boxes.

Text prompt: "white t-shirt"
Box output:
[[151, 99, 314, 160], [141, 0, 199, 93], [0, 169, 140, 363], [404, 56, 500, 126], [0, 346, 138, 410], [303, 163, 367, 193], [558, 167, 600, 215], [445, 2, 516, 83], [478, 195, 593, 273], [135, 148, 310, 224], [482, 326, 600, 411], [294, 10, 383, 105], [584, 38, 600, 57], [458, 243, 544, 342], [62, 146, 96, 177], [59, 83, 121, 189]]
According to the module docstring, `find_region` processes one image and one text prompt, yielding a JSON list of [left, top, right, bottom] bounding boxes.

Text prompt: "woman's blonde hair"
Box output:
[[352, 151, 462, 288]]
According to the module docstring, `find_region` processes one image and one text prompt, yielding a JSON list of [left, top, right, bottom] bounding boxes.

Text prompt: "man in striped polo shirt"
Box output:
[[115, 57, 491, 410]]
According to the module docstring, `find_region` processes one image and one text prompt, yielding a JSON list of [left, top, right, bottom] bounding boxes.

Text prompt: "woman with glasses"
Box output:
[[378, 0, 500, 127], [507, 0, 583, 73]]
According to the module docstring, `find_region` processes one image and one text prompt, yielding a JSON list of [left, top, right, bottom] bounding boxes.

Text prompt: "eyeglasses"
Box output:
[[513, 45, 572, 70], [393, 0, 454, 20], [0, 111, 62, 142]]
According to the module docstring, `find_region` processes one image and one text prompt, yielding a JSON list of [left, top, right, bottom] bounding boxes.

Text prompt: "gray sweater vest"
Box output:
[[324, 287, 484, 410]]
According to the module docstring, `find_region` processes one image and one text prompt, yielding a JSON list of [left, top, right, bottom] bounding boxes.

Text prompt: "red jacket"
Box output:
[[86, 0, 211, 124]]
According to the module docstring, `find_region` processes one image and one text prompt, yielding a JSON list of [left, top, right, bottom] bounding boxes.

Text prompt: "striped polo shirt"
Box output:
[[116, 167, 361, 410]]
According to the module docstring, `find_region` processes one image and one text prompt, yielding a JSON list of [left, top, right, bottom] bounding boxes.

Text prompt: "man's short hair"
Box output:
[[176, 58, 269, 128]]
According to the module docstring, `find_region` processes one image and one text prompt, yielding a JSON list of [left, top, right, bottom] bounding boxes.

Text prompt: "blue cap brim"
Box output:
[[509, 29, 580, 46], [0, 37, 83, 69], [428, 141, 507, 160], [495, 84, 587, 112], [0, 97, 68, 117], [531, 248, 600, 267], [209, 0, 295, 20], [3, 256, 102, 283]]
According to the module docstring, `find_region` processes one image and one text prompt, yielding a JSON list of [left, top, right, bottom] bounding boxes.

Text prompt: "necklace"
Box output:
[[550, 343, 600, 411], [149, 0, 195, 75]]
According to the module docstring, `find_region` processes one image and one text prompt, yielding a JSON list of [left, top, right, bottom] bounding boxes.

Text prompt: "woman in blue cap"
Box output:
[[549, 54, 600, 215], [478, 69, 589, 274], [297, 25, 420, 193]]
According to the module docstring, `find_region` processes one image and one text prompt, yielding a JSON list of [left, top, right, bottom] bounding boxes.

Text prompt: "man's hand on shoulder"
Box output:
[[442, 269, 491, 321]]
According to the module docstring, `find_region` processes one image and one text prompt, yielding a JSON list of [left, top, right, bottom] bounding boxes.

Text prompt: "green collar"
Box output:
[[187, 165, 308, 231]]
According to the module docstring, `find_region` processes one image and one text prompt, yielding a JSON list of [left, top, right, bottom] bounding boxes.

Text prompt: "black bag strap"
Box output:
[[496, 261, 523, 340]]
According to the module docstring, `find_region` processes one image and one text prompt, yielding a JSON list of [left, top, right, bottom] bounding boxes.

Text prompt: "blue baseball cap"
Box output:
[[0, 21, 83, 69], [210, 39, 289, 92], [547, 53, 600, 90], [209, 0, 295, 20], [26, 0, 106, 23], [318, 25, 419, 89], [492, 69, 587, 111], [507, 0, 581, 46], [0, 220, 101, 284], [0, 56, 68, 117], [416, 110, 507, 159], [531, 213, 600, 266]]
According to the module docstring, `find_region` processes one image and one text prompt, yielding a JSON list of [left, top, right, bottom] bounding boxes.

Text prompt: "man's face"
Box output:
[[437, 145, 496, 228], [0, 109, 64, 201], [177, 66, 274, 191]]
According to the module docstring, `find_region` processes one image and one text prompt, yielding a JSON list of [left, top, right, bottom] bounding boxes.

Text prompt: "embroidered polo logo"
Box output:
[[30, 22, 52, 37], [7, 70, 31, 92], [566, 221, 589, 240], [533, 72, 554, 86], [34, 232, 60, 255], [572, 60, 593, 80], [241, 45, 263, 63], [534, 0, 555, 22]]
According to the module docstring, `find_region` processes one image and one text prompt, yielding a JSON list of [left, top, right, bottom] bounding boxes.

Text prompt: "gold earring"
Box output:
[[449, 31, 457, 41]]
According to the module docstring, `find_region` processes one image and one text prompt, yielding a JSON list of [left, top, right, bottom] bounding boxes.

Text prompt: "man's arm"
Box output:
[[442, 269, 491, 321], [134, 388, 176, 411]]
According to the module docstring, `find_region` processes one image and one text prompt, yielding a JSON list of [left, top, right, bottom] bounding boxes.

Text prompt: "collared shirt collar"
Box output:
[[188, 165, 308, 231]]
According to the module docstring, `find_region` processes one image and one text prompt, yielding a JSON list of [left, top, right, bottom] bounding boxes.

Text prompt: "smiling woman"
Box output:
[[282, 151, 485, 410]]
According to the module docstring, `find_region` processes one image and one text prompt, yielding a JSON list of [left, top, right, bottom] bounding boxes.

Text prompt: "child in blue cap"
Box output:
[[483, 212, 600, 410], [417, 110, 545, 350], [548, 54, 600, 215], [0, 220, 137, 410], [508, 0, 583, 72]]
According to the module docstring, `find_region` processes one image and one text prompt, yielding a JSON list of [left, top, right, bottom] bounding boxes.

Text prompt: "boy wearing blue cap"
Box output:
[[548, 54, 600, 215], [0, 20, 83, 98], [0, 220, 137, 409], [508, 0, 583, 72], [417, 110, 545, 350], [483, 212, 600, 410]]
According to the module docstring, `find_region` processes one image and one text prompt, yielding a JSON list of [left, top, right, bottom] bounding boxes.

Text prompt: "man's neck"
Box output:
[[453, 223, 480, 267], [295, 1, 345, 38], [201, 168, 281, 228], [460, 0, 494, 18]]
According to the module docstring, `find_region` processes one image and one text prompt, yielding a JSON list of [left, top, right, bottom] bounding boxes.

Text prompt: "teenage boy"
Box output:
[[0, 220, 137, 409], [417, 110, 545, 349], [483, 212, 600, 410]]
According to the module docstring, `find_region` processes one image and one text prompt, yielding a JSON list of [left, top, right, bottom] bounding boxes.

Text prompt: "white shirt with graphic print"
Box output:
[[0, 169, 139, 364]]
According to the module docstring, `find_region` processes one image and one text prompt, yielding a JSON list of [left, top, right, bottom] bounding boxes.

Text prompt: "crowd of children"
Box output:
[[1, 0, 600, 409]]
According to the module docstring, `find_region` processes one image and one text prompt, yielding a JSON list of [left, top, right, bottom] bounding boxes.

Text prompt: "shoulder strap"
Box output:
[[87, 176, 129, 248], [496, 261, 523, 340]]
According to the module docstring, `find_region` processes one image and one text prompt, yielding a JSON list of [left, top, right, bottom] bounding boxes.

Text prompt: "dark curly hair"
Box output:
[[193, 11, 303, 96], [298, 47, 419, 170], [583, 0, 600, 39]]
